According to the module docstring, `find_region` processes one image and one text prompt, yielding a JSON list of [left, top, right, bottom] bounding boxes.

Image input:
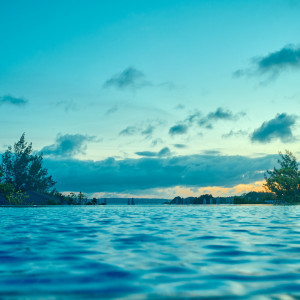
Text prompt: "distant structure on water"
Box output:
[[97, 198, 168, 205]]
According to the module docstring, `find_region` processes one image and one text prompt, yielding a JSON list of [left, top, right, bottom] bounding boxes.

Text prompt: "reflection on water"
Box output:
[[1, 205, 300, 298]]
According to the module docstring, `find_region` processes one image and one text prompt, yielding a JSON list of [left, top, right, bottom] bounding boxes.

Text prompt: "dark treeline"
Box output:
[[1, 135, 300, 205], [170, 191, 276, 205], [0, 133, 96, 205], [170, 151, 300, 205]]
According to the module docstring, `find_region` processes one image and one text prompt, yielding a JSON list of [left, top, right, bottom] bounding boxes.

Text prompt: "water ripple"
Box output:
[[1, 205, 300, 298]]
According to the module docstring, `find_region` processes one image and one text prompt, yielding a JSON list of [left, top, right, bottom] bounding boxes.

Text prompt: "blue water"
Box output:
[[1, 205, 300, 299]]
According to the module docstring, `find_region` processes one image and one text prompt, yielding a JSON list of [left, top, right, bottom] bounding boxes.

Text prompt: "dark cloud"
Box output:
[[174, 144, 187, 149], [198, 108, 244, 129], [44, 154, 277, 193], [251, 113, 297, 143], [42, 134, 96, 157], [169, 108, 242, 136], [257, 45, 300, 75], [234, 45, 300, 78], [158, 147, 171, 157], [0, 95, 28, 106], [169, 124, 188, 136], [119, 126, 138, 136], [103, 67, 150, 89], [135, 151, 157, 157], [136, 147, 171, 158], [185, 111, 201, 124]]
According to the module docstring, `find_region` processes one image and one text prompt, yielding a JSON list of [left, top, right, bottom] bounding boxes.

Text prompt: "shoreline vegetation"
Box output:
[[1, 134, 300, 206]]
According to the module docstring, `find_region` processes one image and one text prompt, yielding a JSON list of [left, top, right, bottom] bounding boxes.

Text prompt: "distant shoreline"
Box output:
[[0, 203, 281, 207]]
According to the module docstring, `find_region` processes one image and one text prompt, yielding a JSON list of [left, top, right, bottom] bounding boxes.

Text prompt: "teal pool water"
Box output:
[[1, 205, 300, 299]]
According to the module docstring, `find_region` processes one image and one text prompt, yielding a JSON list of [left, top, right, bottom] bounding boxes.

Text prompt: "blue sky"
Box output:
[[1, 0, 300, 198]]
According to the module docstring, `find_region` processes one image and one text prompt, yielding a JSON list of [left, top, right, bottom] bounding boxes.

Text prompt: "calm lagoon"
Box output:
[[1, 205, 300, 299]]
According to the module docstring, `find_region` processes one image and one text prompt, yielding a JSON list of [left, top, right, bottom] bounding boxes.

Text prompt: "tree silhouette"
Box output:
[[264, 150, 300, 203], [1, 133, 56, 193]]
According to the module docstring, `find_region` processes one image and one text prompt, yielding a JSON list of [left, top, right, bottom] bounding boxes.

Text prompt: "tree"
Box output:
[[264, 150, 300, 203], [1, 133, 56, 193], [78, 191, 87, 205]]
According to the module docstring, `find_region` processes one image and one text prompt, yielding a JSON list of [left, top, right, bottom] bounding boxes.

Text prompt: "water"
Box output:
[[1, 205, 300, 299]]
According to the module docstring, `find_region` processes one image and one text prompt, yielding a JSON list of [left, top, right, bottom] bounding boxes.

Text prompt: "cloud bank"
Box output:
[[44, 154, 277, 193], [251, 113, 296, 143]]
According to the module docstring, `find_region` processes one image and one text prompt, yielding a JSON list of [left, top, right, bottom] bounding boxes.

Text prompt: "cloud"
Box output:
[[185, 110, 202, 124], [174, 144, 187, 149], [157, 81, 176, 90], [174, 104, 185, 110], [103, 67, 150, 90], [201, 150, 221, 155], [251, 113, 297, 143], [168, 108, 242, 136], [56, 100, 77, 112], [105, 106, 118, 116], [222, 130, 248, 138], [44, 154, 277, 193], [119, 126, 138, 136], [256, 45, 300, 75], [198, 107, 244, 129], [234, 45, 300, 79], [141, 125, 154, 136], [158, 147, 171, 157], [135, 151, 157, 157], [0, 95, 28, 106], [151, 138, 163, 146], [136, 147, 171, 158], [119, 120, 162, 138], [169, 124, 188, 136], [41, 134, 96, 157]]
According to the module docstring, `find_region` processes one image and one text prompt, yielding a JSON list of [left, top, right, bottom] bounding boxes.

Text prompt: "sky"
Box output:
[[1, 0, 300, 198]]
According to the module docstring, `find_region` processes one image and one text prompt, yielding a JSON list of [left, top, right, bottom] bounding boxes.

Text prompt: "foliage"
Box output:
[[0, 174, 28, 205], [170, 196, 183, 204], [78, 191, 87, 205], [6, 190, 29, 205], [64, 191, 88, 205], [264, 150, 300, 203], [1, 133, 56, 193], [46, 199, 57, 205], [233, 192, 275, 204]]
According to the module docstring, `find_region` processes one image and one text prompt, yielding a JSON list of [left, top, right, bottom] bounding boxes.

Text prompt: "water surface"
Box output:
[[1, 205, 300, 299]]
